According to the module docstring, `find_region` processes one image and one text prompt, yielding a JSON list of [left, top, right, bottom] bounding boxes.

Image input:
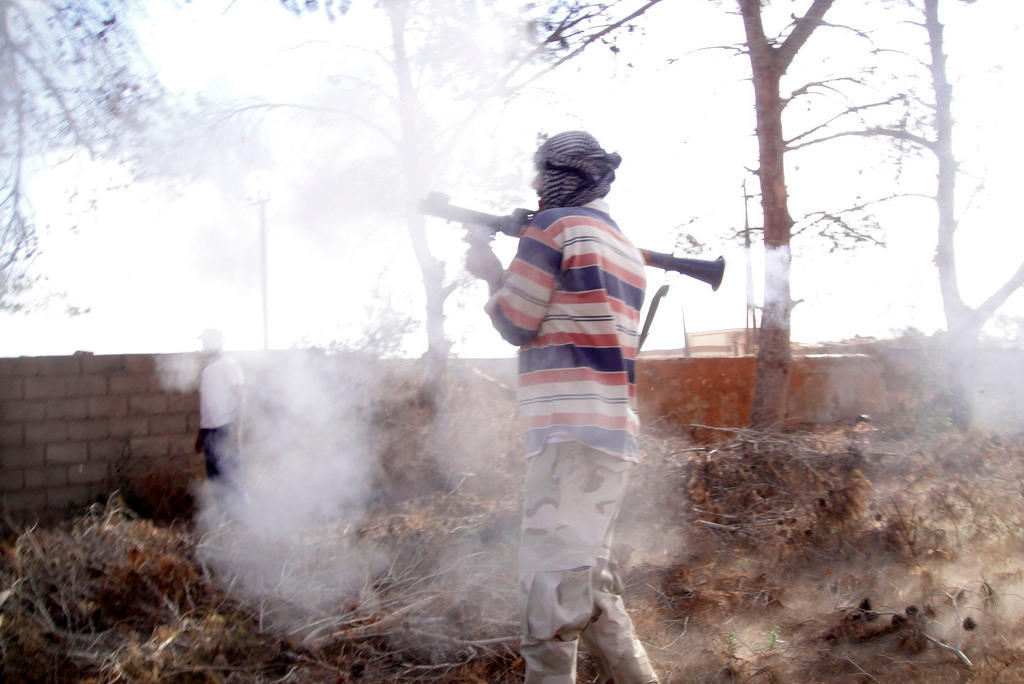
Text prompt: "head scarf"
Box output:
[[534, 131, 621, 210]]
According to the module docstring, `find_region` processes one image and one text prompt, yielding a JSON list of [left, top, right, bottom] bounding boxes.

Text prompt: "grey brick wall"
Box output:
[[0, 352, 200, 524]]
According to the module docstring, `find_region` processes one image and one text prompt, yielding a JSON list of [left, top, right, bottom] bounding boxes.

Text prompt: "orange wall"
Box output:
[[636, 354, 888, 432]]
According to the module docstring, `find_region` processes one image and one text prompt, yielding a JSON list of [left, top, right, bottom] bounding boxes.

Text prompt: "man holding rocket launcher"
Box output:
[[422, 131, 723, 683]]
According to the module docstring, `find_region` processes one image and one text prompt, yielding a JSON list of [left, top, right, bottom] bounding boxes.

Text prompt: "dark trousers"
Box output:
[[199, 425, 236, 480]]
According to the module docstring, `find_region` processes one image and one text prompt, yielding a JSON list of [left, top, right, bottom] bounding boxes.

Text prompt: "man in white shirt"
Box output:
[[194, 329, 245, 483]]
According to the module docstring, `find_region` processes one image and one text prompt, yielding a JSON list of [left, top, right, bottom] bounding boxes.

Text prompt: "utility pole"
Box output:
[[743, 180, 758, 355], [681, 300, 690, 357], [255, 195, 269, 350]]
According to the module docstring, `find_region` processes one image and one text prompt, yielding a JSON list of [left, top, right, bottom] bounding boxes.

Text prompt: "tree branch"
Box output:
[[786, 76, 865, 103], [793, 211, 885, 251], [975, 260, 1024, 323], [511, 0, 666, 91], [815, 18, 871, 43], [435, 1, 668, 156], [786, 126, 935, 153], [540, 6, 603, 48], [8, 40, 90, 154], [738, 0, 771, 65], [324, 72, 399, 109], [776, 0, 836, 71], [785, 97, 907, 146], [0, 6, 32, 279], [440, 280, 458, 302], [872, 46, 931, 72], [212, 100, 399, 147]]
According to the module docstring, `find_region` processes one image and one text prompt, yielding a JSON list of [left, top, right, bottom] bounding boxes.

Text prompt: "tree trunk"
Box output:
[[747, 64, 793, 428], [926, 0, 964, 331], [923, 0, 978, 428], [738, 0, 833, 428], [386, 0, 450, 380]]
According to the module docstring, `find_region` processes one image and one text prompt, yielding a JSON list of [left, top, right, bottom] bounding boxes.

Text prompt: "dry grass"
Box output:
[[3, 365, 1024, 682], [617, 421, 1024, 684]]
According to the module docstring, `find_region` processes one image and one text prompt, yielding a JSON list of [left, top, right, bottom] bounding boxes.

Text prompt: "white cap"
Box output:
[[200, 328, 224, 352]]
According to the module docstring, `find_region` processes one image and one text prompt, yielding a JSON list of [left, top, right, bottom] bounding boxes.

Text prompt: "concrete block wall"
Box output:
[[2, 346, 1020, 525], [0, 352, 200, 523]]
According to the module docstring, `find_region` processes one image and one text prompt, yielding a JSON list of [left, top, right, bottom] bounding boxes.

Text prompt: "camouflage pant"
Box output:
[[518, 441, 658, 684]]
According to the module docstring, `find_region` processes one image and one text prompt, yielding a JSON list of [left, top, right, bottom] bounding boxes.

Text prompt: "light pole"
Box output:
[[743, 180, 758, 355], [256, 194, 269, 350]]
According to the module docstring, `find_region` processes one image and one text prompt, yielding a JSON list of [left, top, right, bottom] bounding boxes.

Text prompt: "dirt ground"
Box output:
[[2, 363, 1024, 683]]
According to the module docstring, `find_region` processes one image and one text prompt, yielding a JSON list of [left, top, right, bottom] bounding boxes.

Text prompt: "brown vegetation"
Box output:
[[2, 367, 1024, 682]]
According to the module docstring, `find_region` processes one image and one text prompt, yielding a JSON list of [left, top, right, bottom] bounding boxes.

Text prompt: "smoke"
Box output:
[[156, 345, 530, 643], [154, 353, 203, 393], [188, 348, 385, 626]]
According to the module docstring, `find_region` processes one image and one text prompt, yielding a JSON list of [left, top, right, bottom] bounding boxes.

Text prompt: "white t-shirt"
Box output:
[[199, 356, 244, 429]]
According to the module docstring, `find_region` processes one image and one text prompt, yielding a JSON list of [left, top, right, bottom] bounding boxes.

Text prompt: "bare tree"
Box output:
[[738, 0, 836, 428], [280, 0, 666, 377], [0, 1, 162, 311], [278, 0, 516, 376], [784, 0, 1024, 426], [919, 0, 1023, 426], [383, 0, 448, 376]]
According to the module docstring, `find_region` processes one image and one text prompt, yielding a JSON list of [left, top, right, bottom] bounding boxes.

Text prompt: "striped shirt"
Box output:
[[485, 199, 647, 461]]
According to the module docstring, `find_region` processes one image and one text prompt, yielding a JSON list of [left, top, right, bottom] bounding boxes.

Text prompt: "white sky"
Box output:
[[2, 0, 1023, 358]]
